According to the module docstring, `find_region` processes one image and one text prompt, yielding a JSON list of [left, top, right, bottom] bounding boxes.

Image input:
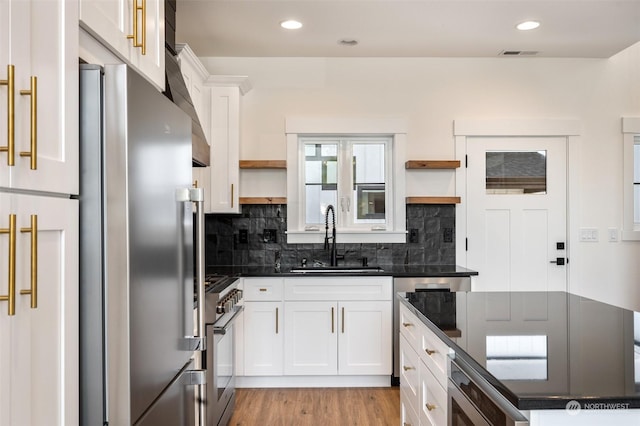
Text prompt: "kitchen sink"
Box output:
[[289, 266, 384, 274]]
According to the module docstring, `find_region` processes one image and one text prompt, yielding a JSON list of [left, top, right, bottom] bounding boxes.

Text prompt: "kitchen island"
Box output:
[[399, 290, 640, 425]]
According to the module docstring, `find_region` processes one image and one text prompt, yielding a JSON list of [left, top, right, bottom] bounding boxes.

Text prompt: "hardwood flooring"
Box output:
[[228, 387, 400, 426]]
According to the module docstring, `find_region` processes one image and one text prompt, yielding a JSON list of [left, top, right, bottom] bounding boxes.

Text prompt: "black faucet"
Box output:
[[324, 205, 340, 266]]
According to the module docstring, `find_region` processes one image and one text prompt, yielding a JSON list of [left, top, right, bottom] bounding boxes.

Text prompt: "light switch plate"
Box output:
[[580, 228, 599, 242], [608, 227, 619, 242]]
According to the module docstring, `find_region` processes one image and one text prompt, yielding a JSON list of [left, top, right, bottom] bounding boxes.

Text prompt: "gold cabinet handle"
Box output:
[[19, 215, 37, 308], [19, 76, 37, 169], [402, 365, 414, 371], [426, 403, 437, 411], [275, 307, 279, 334], [341, 306, 345, 333], [127, 0, 146, 55], [402, 322, 413, 328], [0, 65, 15, 166], [331, 307, 334, 333], [425, 348, 436, 356], [0, 214, 16, 315]]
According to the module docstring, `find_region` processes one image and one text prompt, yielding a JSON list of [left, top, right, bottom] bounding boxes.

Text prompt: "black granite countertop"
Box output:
[[399, 290, 640, 410], [206, 264, 478, 278]]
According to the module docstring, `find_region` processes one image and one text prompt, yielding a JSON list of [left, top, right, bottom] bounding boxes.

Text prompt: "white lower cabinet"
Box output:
[[0, 192, 78, 426], [284, 300, 337, 375], [243, 301, 283, 375], [400, 304, 450, 426], [401, 391, 420, 426], [242, 278, 284, 376], [239, 276, 392, 384]]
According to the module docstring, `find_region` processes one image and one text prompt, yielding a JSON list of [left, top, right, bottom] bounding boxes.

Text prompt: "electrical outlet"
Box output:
[[409, 229, 419, 243], [608, 227, 619, 242], [238, 229, 248, 244], [263, 229, 277, 243], [443, 228, 453, 243]]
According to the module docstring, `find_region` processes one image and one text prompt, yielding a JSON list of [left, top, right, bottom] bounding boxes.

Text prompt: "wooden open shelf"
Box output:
[[405, 160, 460, 169], [239, 197, 287, 205], [406, 196, 461, 204], [239, 160, 287, 169]]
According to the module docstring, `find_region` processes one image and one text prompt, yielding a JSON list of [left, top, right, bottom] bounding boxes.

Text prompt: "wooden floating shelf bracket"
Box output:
[[406, 196, 461, 204], [405, 160, 461, 169], [239, 160, 287, 169], [239, 197, 287, 205]]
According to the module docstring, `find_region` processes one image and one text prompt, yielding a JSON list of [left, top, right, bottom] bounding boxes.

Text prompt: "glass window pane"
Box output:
[[305, 143, 338, 224], [353, 143, 386, 222], [486, 151, 547, 194], [634, 139, 640, 225]]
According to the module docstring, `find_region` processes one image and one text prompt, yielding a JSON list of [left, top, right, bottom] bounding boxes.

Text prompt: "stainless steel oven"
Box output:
[[448, 355, 528, 426], [205, 277, 243, 426]]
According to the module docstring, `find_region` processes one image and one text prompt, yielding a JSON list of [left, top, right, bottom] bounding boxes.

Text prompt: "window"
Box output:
[[485, 151, 547, 194], [286, 117, 407, 244], [622, 118, 640, 240], [302, 137, 390, 229]]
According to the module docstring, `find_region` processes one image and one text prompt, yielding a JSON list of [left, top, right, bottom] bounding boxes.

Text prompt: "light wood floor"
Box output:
[[228, 387, 400, 426]]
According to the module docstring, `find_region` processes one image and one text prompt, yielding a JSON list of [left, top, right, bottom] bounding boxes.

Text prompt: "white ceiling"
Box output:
[[176, 0, 640, 58]]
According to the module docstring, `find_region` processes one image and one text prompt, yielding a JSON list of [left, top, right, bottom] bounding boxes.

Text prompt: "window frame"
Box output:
[[622, 117, 640, 240], [286, 117, 407, 244]]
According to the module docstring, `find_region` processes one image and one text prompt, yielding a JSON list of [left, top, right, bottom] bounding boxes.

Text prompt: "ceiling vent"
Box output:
[[500, 50, 540, 56]]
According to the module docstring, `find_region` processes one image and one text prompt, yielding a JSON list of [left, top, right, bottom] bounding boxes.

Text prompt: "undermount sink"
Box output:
[[289, 266, 384, 274]]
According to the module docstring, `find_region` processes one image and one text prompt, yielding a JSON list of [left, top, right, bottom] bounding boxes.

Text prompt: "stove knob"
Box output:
[[216, 304, 225, 314]]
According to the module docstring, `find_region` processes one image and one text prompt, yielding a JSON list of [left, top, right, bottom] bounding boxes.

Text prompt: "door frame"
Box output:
[[454, 119, 581, 292]]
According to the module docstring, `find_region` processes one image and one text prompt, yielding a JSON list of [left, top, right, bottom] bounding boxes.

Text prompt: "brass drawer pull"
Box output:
[[0, 65, 15, 166], [402, 365, 414, 371], [20, 215, 37, 308], [425, 348, 436, 356], [402, 322, 413, 327], [426, 403, 437, 411], [0, 214, 17, 315], [19, 76, 37, 169]]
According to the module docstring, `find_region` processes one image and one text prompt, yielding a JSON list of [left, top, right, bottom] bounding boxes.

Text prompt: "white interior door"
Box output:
[[466, 136, 567, 292]]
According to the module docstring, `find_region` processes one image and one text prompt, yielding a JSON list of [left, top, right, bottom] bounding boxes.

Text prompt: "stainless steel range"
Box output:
[[204, 275, 243, 426]]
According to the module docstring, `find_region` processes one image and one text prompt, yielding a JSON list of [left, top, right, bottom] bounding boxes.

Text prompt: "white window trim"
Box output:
[[286, 117, 407, 244], [622, 117, 640, 241]]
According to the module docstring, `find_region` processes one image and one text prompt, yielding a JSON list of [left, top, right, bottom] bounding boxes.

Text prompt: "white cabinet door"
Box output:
[[0, 192, 79, 426], [209, 86, 240, 213], [419, 360, 448, 426], [0, 0, 78, 195], [244, 301, 283, 376], [284, 301, 337, 375], [79, 0, 164, 90], [338, 301, 392, 375]]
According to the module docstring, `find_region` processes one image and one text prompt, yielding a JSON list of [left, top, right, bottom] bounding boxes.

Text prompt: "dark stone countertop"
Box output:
[[399, 290, 640, 410], [206, 264, 478, 278]]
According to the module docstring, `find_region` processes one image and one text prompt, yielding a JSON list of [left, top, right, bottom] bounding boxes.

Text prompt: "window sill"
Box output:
[[622, 230, 640, 241], [286, 230, 407, 244]]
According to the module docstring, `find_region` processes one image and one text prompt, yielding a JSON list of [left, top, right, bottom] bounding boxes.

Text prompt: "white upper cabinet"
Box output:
[[206, 77, 251, 213], [0, 0, 78, 195], [79, 0, 165, 90]]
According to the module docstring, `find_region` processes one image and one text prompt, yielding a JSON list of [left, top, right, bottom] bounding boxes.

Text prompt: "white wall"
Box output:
[[199, 42, 640, 310]]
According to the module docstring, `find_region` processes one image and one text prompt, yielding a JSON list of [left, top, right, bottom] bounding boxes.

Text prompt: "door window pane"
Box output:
[[305, 143, 338, 224], [486, 151, 547, 194], [353, 143, 386, 223]]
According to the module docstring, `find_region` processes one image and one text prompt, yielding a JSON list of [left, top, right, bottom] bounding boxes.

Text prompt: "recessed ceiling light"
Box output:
[[516, 21, 541, 31], [280, 20, 303, 30]]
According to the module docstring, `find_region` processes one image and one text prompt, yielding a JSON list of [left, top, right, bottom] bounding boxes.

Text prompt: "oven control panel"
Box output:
[[216, 288, 243, 314]]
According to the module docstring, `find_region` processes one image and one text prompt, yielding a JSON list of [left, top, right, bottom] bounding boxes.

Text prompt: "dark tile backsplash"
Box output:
[[204, 204, 455, 268]]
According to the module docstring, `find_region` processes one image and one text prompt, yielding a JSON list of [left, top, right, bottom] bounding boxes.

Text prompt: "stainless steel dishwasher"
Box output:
[[392, 276, 471, 385]]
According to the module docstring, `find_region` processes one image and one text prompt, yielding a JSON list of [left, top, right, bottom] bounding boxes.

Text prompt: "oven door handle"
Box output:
[[213, 306, 244, 335]]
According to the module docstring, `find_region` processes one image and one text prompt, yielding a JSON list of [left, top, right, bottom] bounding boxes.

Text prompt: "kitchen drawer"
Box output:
[[243, 278, 284, 301], [284, 277, 392, 301], [399, 304, 422, 354], [420, 323, 451, 389], [400, 390, 420, 426], [419, 360, 448, 426], [399, 335, 420, 416]]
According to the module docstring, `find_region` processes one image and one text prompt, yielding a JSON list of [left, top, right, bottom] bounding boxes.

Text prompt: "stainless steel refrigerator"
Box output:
[[79, 64, 204, 426]]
